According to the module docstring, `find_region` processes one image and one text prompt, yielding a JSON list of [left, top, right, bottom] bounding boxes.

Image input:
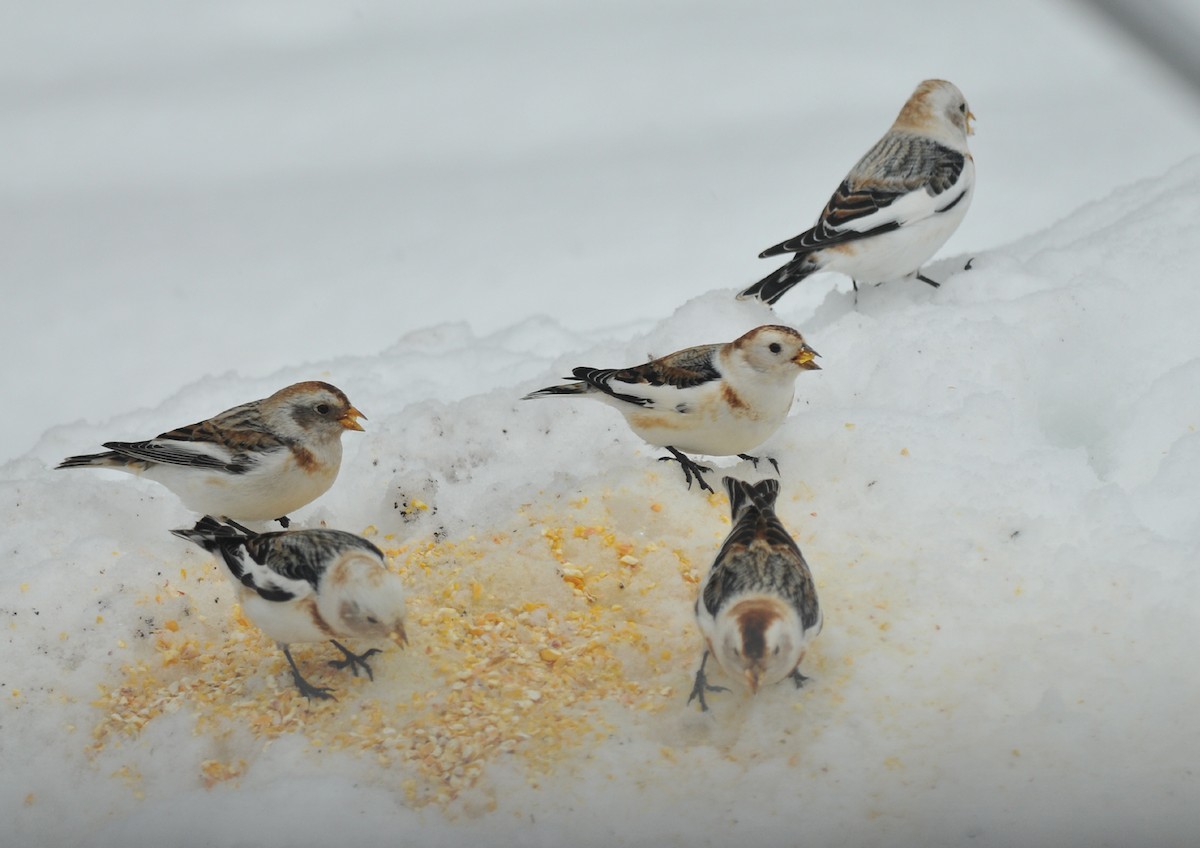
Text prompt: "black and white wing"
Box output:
[[571, 343, 723, 409], [239, 530, 384, 602], [702, 478, 821, 631], [760, 133, 968, 258]]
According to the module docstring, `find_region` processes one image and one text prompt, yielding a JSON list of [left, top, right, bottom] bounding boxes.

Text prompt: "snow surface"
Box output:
[[6, 2, 1200, 846], [7, 153, 1200, 845]]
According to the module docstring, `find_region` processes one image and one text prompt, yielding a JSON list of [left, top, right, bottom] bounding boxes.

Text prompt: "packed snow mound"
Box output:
[[5, 157, 1200, 847]]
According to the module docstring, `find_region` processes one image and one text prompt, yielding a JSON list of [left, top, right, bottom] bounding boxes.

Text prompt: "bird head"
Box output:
[[715, 597, 804, 693], [267, 381, 367, 442], [328, 554, 409, 645], [895, 79, 974, 146], [732, 325, 822, 378]]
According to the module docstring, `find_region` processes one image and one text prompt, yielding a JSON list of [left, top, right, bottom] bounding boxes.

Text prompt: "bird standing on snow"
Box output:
[[689, 476, 821, 711], [522, 325, 821, 492], [58, 381, 365, 526], [171, 517, 408, 700], [739, 79, 975, 305]]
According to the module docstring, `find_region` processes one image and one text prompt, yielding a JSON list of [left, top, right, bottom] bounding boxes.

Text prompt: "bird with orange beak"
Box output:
[[689, 477, 821, 711], [58, 380, 365, 526], [523, 326, 821, 493]]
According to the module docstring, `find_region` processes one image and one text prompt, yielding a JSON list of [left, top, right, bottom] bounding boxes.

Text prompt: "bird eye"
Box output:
[[769, 343, 782, 354], [959, 103, 966, 113], [366, 616, 379, 624], [315, 403, 331, 415], [774, 645, 780, 655]]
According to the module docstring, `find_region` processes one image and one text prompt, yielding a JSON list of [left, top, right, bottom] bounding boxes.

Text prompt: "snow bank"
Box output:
[[4, 159, 1200, 847]]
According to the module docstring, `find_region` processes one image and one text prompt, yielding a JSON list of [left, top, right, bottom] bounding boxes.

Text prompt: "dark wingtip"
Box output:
[[170, 515, 247, 549]]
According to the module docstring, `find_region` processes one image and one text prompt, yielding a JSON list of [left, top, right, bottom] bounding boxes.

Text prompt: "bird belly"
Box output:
[[144, 447, 339, 520], [239, 592, 335, 645], [822, 185, 973, 283], [623, 382, 793, 456]]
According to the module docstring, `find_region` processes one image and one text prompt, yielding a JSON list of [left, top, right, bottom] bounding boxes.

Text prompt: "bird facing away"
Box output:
[[522, 325, 821, 492], [689, 476, 821, 711], [171, 517, 408, 700], [58, 381, 365, 526], [739, 79, 976, 306]]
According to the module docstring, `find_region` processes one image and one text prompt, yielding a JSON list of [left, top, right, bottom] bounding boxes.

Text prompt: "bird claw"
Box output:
[[282, 646, 338, 701], [275, 515, 291, 528], [737, 454, 780, 475], [687, 650, 729, 712], [292, 676, 337, 701], [790, 668, 810, 689], [915, 272, 941, 288], [964, 257, 975, 271], [328, 640, 381, 681], [660, 448, 714, 492]]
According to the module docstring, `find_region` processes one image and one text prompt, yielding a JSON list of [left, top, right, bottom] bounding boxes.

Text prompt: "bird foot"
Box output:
[[687, 650, 730, 712], [737, 453, 780, 474], [282, 646, 336, 701], [275, 515, 291, 528], [660, 447, 714, 492], [790, 668, 810, 689], [915, 272, 941, 288], [964, 257, 975, 271], [328, 640, 382, 680]]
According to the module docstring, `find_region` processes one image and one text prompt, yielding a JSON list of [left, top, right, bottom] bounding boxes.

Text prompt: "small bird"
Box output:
[[171, 516, 408, 700], [522, 325, 821, 492], [689, 476, 821, 711], [739, 79, 976, 305], [58, 381, 365, 526]]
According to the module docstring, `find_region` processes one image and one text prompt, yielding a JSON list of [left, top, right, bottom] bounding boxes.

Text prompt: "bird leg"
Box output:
[[737, 453, 780, 474], [915, 272, 941, 288], [328, 639, 382, 680], [282, 645, 336, 701], [275, 515, 291, 528], [687, 649, 730, 712], [659, 447, 714, 492], [789, 668, 810, 689]]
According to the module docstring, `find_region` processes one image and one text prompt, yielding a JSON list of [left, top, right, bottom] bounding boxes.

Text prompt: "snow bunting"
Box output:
[[522, 325, 820, 492], [739, 79, 975, 305], [171, 517, 408, 700], [689, 476, 821, 711], [57, 381, 365, 526]]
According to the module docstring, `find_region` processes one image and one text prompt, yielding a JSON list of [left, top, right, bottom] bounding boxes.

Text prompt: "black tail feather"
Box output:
[[56, 451, 121, 470], [738, 257, 818, 306], [169, 516, 252, 552], [723, 476, 780, 517]]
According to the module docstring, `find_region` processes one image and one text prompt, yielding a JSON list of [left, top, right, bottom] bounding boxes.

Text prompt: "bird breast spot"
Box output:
[[290, 446, 320, 473], [720, 384, 748, 411], [306, 598, 335, 637]]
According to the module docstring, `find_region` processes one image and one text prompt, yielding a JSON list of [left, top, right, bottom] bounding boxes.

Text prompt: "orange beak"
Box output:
[[339, 406, 367, 432], [793, 347, 822, 371], [966, 110, 977, 136]]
